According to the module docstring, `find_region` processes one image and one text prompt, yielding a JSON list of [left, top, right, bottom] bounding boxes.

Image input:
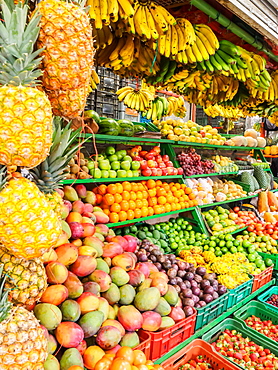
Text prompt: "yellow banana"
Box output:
[[102, 25, 114, 46], [97, 28, 106, 49], [145, 7, 159, 40], [100, 0, 109, 25], [91, 69, 100, 84], [119, 35, 134, 58], [196, 30, 215, 55], [109, 37, 126, 61], [164, 27, 171, 58], [191, 41, 204, 63], [107, 0, 118, 21], [87, 0, 96, 20], [93, 0, 102, 29], [185, 45, 196, 64], [175, 23, 185, 53], [140, 5, 151, 40], [195, 35, 209, 61], [196, 24, 219, 49], [157, 5, 176, 25], [149, 4, 168, 35], [171, 24, 178, 56], [177, 18, 196, 47], [158, 33, 166, 55], [117, 0, 134, 18]]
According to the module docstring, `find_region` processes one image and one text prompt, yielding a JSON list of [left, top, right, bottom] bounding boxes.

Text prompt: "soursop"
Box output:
[[254, 166, 270, 189], [241, 171, 255, 192]]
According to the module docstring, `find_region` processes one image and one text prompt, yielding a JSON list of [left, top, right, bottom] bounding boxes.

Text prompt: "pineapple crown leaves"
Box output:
[[30, 117, 87, 192], [0, 264, 12, 322], [0, 165, 7, 192], [0, 0, 44, 86]]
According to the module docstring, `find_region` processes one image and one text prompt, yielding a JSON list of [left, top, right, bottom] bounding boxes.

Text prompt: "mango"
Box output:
[[163, 285, 179, 306], [142, 311, 162, 331], [117, 305, 143, 331], [46, 261, 68, 284], [154, 297, 171, 316], [64, 186, 78, 202], [69, 255, 97, 277], [110, 266, 129, 286], [44, 354, 60, 370], [34, 303, 62, 331], [60, 348, 84, 370], [119, 284, 135, 305], [76, 292, 99, 314], [120, 332, 140, 348], [79, 311, 104, 338], [64, 272, 84, 299], [128, 270, 145, 287], [88, 270, 111, 292], [60, 300, 81, 322], [40, 284, 68, 306], [55, 322, 84, 348], [102, 242, 123, 258], [112, 252, 135, 271], [101, 319, 125, 337], [96, 326, 121, 350], [96, 258, 110, 273], [134, 287, 160, 311], [138, 278, 152, 292], [47, 334, 57, 354], [159, 316, 175, 330], [83, 281, 100, 296], [102, 283, 120, 305], [84, 236, 104, 257], [107, 305, 116, 320], [151, 277, 168, 295], [98, 297, 109, 320]]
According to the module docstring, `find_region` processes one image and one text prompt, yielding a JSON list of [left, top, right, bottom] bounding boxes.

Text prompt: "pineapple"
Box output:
[[0, 1, 53, 169], [0, 247, 47, 307], [36, 0, 95, 118], [29, 117, 83, 215], [0, 265, 48, 369], [0, 166, 61, 260]]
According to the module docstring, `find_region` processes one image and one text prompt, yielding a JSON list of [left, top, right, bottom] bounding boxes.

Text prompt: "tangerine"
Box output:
[[141, 206, 148, 217], [134, 208, 142, 218], [98, 184, 107, 195], [103, 193, 115, 206], [114, 193, 123, 203], [148, 207, 154, 216], [110, 203, 121, 213], [130, 191, 137, 200], [146, 179, 156, 189], [109, 212, 119, 223], [127, 209, 135, 220], [122, 191, 130, 201], [118, 211, 127, 221], [129, 200, 136, 210], [120, 200, 129, 211], [158, 196, 166, 205], [107, 184, 117, 194], [122, 181, 132, 191], [116, 347, 134, 364], [116, 183, 123, 193]]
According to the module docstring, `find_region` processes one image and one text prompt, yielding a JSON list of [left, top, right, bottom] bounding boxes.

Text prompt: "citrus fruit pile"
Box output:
[[93, 180, 198, 223]]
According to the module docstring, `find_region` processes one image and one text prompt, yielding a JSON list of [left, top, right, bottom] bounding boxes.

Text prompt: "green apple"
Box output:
[[87, 161, 95, 170], [109, 170, 117, 178], [117, 170, 127, 178], [111, 161, 120, 170], [105, 146, 115, 156], [97, 154, 105, 161], [131, 161, 140, 170], [123, 155, 132, 163], [126, 170, 133, 177], [98, 160, 111, 170], [115, 150, 127, 160], [121, 161, 131, 170], [90, 168, 102, 179], [132, 170, 140, 177], [108, 154, 118, 162], [101, 170, 110, 178]]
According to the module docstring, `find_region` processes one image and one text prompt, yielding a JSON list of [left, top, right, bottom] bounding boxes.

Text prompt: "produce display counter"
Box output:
[[155, 279, 275, 364]]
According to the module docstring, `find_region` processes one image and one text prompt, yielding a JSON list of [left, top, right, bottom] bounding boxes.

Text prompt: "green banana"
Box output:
[[209, 54, 223, 71]]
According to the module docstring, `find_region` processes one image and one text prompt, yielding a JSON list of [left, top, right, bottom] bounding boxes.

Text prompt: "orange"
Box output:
[[173, 190, 181, 198], [93, 187, 99, 194], [119, 211, 127, 221], [155, 180, 162, 187], [163, 183, 170, 191], [180, 201, 185, 209], [141, 206, 148, 217], [127, 209, 135, 220], [157, 188, 166, 197], [116, 183, 123, 193], [194, 199, 199, 206], [148, 207, 154, 216], [103, 209, 110, 216], [120, 200, 129, 211], [158, 196, 166, 205], [122, 181, 132, 191], [146, 179, 156, 189], [142, 190, 148, 199], [154, 205, 161, 214], [122, 191, 130, 201], [135, 199, 143, 209], [136, 365, 148, 370], [160, 205, 165, 213], [184, 202, 189, 208], [166, 195, 174, 203], [84, 346, 105, 370], [107, 184, 117, 194], [95, 358, 113, 370], [142, 199, 148, 207], [134, 208, 142, 218], [148, 197, 157, 206], [110, 203, 121, 213], [137, 183, 144, 191], [111, 358, 132, 370], [148, 188, 156, 197], [171, 186, 177, 193], [181, 184, 186, 189], [129, 200, 136, 210], [101, 203, 109, 210], [188, 200, 194, 207], [109, 212, 119, 223], [165, 203, 171, 212], [103, 193, 115, 206], [185, 187, 192, 194], [114, 193, 123, 204], [131, 182, 139, 192], [95, 194, 103, 204], [189, 193, 195, 200], [175, 183, 181, 189], [176, 203, 181, 211], [98, 184, 107, 195], [116, 347, 134, 364], [136, 191, 143, 200], [184, 195, 189, 201], [133, 351, 146, 366], [171, 203, 177, 211], [130, 191, 137, 200]]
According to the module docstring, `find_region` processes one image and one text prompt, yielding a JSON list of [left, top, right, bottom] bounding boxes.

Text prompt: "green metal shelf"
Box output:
[[155, 279, 275, 364], [174, 141, 264, 151], [271, 188, 278, 193], [62, 175, 182, 185], [184, 171, 238, 179], [230, 226, 248, 234], [199, 194, 258, 208], [106, 207, 196, 227]]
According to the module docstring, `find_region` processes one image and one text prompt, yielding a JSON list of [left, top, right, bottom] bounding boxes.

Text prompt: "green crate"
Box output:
[[202, 318, 278, 369], [258, 286, 278, 314], [233, 300, 278, 346], [258, 252, 278, 270], [227, 278, 253, 309], [195, 292, 229, 331]]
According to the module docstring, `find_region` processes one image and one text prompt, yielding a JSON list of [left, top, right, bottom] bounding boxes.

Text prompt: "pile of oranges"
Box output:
[[93, 180, 198, 223]]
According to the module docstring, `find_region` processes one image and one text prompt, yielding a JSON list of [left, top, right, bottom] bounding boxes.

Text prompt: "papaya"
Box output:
[[258, 191, 269, 213], [267, 191, 278, 210]]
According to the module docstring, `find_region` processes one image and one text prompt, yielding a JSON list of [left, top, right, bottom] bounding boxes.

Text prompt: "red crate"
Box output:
[[251, 265, 273, 293], [140, 309, 197, 362], [134, 331, 151, 360], [161, 339, 240, 370]]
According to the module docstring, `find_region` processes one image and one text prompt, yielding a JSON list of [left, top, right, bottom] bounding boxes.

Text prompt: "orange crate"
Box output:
[[161, 339, 239, 370], [140, 309, 197, 362], [135, 331, 151, 360], [251, 266, 273, 293]]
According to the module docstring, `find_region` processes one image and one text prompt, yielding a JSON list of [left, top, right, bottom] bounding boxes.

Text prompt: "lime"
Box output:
[[226, 241, 234, 248], [248, 253, 257, 262], [221, 247, 228, 254], [215, 250, 222, 256], [233, 240, 240, 247], [248, 246, 256, 254], [208, 247, 215, 252], [230, 246, 238, 253], [186, 225, 193, 231], [209, 241, 216, 248], [203, 245, 209, 250], [265, 258, 274, 267], [237, 246, 244, 252], [242, 240, 252, 249], [170, 242, 178, 249], [175, 236, 180, 242], [219, 240, 226, 247], [225, 234, 233, 241]]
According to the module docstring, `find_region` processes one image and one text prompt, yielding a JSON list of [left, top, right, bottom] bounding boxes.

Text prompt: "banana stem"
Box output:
[[190, 0, 278, 63]]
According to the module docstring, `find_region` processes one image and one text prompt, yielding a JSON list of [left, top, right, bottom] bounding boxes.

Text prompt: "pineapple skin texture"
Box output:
[[0, 177, 61, 259], [0, 248, 47, 306], [0, 86, 53, 168], [0, 306, 48, 369], [37, 0, 94, 89]]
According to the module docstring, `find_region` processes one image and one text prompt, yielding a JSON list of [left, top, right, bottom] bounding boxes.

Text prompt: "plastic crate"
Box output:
[[233, 300, 278, 346], [195, 292, 229, 331], [227, 278, 253, 309], [134, 331, 151, 360], [258, 286, 278, 314], [160, 339, 239, 370], [259, 251, 278, 270], [202, 318, 278, 369], [251, 265, 273, 293], [140, 309, 197, 362]]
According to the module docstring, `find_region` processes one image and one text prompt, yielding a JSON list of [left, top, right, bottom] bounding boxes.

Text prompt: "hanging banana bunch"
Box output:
[[145, 57, 177, 86], [167, 96, 187, 118], [142, 96, 169, 121], [92, 25, 114, 49], [166, 70, 212, 94], [116, 86, 155, 111], [91, 69, 100, 89], [204, 104, 245, 120]]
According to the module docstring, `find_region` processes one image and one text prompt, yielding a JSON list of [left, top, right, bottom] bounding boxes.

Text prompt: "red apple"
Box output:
[[172, 168, 178, 175], [140, 160, 148, 170], [153, 161, 158, 168], [156, 155, 163, 163], [156, 169, 162, 176], [152, 146, 160, 154], [162, 155, 169, 161], [177, 168, 183, 175], [166, 167, 174, 175], [142, 168, 152, 176], [161, 168, 168, 176], [145, 153, 155, 160], [133, 156, 142, 161], [151, 168, 158, 176], [147, 160, 156, 168], [139, 151, 148, 158], [165, 161, 174, 167], [159, 162, 166, 168]]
